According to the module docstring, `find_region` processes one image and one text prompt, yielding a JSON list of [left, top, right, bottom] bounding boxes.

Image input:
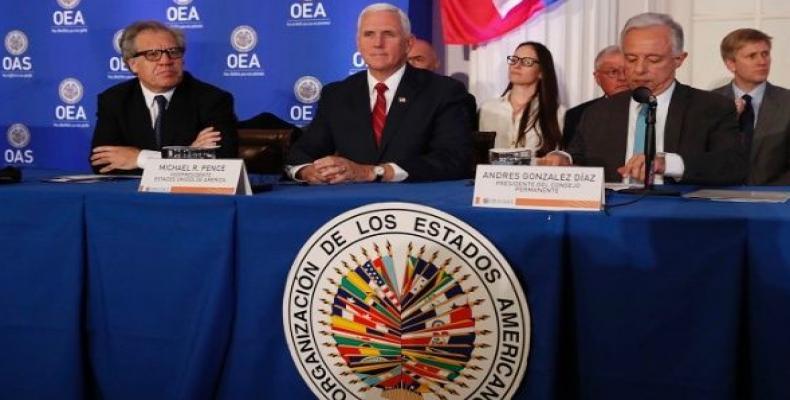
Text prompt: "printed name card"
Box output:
[[139, 159, 251, 195], [473, 165, 605, 211]]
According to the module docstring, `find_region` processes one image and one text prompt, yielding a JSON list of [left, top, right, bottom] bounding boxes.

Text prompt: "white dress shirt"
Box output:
[[479, 92, 566, 152]]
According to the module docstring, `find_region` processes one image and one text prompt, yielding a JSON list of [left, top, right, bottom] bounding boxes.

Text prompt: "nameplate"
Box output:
[[473, 165, 604, 211], [139, 159, 251, 195]]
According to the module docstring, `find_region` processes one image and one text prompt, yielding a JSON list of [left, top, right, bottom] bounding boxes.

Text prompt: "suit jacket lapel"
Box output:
[[752, 82, 778, 161], [378, 65, 419, 157], [664, 82, 689, 153], [353, 75, 380, 156], [164, 79, 190, 147], [608, 94, 630, 166]]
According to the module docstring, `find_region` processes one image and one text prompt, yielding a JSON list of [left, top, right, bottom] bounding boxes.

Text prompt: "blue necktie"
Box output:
[[153, 95, 167, 148], [633, 104, 648, 155]]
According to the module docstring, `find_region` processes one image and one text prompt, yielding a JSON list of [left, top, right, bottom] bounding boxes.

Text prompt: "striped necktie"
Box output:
[[372, 82, 387, 147]]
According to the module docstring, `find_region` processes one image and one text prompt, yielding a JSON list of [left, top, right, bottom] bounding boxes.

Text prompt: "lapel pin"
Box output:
[[398, 97, 407, 103]]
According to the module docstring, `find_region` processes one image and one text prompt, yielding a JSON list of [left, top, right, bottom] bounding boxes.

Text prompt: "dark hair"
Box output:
[[501, 41, 562, 156]]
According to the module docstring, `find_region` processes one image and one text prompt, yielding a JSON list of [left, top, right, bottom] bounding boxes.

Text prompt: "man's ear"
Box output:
[[724, 58, 737, 74]]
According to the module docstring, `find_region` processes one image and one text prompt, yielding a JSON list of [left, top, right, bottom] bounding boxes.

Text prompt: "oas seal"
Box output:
[[58, 78, 83, 105], [4, 30, 28, 56], [7, 123, 30, 149], [56, 0, 81, 10], [293, 76, 322, 104], [172, 0, 193, 6], [112, 29, 124, 55], [230, 25, 257, 53], [284, 202, 531, 400]]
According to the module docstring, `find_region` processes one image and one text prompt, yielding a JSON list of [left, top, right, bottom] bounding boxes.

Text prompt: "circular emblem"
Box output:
[[6, 123, 31, 149], [230, 25, 257, 53], [283, 202, 531, 400], [112, 29, 124, 55], [172, 0, 192, 5], [58, 78, 84, 105], [4, 30, 28, 56], [56, 0, 81, 10], [293, 76, 322, 104]]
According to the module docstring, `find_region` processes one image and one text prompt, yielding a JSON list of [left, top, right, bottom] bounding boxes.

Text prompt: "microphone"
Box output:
[[632, 86, 657, 105]]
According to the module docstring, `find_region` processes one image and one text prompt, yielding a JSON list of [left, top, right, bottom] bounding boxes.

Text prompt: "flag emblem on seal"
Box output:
[[283, 202, 530, 400]]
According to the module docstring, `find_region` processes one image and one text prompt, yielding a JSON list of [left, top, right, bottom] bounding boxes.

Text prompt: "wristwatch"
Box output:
[[373, 165, 386, 182]]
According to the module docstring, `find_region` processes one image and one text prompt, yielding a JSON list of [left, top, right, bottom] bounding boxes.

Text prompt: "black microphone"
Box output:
[[632, 86, 657, 105]]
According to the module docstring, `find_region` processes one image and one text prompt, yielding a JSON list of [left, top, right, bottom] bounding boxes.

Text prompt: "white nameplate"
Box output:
[[473, 165, 604, 211], [139, 159, 251, 195]]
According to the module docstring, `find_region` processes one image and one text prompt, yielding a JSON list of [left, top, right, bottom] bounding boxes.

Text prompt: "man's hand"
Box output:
[[311, 156, 373, 184], [536, 153, 571, 166], [617, 154, 665, 182], [191, 126, 221, 148], [90, 146, 141, 173]]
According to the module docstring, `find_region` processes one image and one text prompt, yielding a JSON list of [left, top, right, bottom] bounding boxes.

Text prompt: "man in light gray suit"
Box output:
[[713, 28, 790, 185]]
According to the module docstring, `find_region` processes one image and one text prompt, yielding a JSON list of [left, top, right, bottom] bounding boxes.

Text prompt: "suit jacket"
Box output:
[[712, 82, 790, 185], [91, 72, 238, 173], [562, 97, 601, 149], [568, 82, 748, 185], [287, 64, 473, 182]]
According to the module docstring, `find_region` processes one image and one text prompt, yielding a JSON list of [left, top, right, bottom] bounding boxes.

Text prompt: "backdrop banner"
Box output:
[[0, 0, 409, 171]]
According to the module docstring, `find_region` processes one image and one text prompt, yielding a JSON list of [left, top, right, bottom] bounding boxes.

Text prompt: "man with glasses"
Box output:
[[552, 12, 747, 185], [562, 45, 628, 147], [90, 20, 238, 174], [286, 3, 472, 183]]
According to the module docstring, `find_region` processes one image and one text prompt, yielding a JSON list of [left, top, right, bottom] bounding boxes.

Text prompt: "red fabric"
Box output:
[[372, 82, 387, 146], [440, 0, 547, 45]]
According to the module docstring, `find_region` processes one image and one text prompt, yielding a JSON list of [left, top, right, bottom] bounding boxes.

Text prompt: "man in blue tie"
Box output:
[[90, 20, 238, 174], [713, 28, 790, 185], [549, 13, 747, 185]]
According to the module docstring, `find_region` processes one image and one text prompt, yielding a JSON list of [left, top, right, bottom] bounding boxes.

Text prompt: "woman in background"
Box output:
[[479, 41, 565, 160]]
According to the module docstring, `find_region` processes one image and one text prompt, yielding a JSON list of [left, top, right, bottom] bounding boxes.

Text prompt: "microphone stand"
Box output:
[[621, 101, 679, 196]]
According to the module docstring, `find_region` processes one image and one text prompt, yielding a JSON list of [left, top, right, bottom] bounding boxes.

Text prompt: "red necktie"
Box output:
[[372, 82, 388, 146]]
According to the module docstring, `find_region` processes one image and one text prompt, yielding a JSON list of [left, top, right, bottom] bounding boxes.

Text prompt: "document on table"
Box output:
[[683, 189, 790, 203], [43, 174, 141, 183]]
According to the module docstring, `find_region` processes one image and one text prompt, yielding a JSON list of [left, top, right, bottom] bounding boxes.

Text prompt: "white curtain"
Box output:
[[468, 0, 621, 109]]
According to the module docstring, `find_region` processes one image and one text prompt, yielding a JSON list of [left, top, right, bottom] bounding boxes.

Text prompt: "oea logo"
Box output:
[[5, 123, 34, 164], [167, 0, 200, 23], [56, 78, 87, 121], [227, 25, 260, 70], [3, 30, 32, 72], [108, 29, 129, 73], [291, 76, 322, 122], [290, 0, 327, 19], [53, 0, 85, 27]]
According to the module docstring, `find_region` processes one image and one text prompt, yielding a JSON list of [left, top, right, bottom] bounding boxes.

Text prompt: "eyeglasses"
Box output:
[[506, 55, 540, 67], [598, 68, 625, 79], [132, 47, 185, 62]]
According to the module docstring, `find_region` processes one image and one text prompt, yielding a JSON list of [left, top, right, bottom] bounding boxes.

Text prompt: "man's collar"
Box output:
[[367, 63, 407, 93], [139, 81, 176, 107], [732, 80, 767, 99]]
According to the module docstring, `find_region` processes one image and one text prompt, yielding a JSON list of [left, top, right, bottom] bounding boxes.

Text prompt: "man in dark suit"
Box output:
[[551, 13, 747, 185], [91, 20, 237, 174], [287, 3, 471, 184], [562, 45, 628, 148], [713, 28, 790, 185]]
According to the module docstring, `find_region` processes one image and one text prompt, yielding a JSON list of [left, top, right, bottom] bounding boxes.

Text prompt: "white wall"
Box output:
[[439, 0, 790, 109]]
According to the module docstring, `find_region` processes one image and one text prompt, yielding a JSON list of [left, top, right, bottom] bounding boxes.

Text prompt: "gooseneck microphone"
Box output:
[[632, 86, 657, 106], [620, 86, 679, 197]]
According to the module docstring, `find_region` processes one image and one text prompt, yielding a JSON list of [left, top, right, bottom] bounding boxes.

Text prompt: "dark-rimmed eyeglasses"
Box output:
[[506, 55, 540, 67], [132, 47, 185, 62]]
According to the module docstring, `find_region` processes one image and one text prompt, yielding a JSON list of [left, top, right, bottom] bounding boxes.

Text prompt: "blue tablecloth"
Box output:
[[1, 169, 789, 399]]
